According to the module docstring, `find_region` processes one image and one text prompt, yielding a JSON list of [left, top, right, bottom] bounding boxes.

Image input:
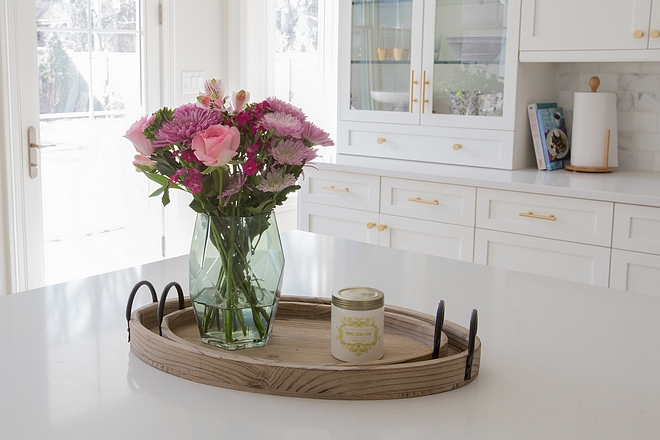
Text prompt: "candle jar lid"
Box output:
[[332, 287, 384, 311]]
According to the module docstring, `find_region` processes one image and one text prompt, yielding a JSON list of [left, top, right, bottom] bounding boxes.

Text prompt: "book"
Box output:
[[527, 102, 557, 170], [537, 106, 570, 171]]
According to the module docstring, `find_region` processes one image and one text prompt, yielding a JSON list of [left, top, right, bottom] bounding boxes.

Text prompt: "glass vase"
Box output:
[[189, 213, 284, 350]]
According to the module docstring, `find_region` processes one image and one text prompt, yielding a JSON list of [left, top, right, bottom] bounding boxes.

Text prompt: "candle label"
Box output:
[[337, 317, 381, 355]]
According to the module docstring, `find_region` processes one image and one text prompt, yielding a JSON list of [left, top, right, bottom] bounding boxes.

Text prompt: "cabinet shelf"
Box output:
[[351, 60, 505, 65], [351, 60, 411, 65]]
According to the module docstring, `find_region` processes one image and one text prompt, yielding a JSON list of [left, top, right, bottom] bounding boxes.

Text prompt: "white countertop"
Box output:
[[320, 155, 660, 207], [1, 231, 659, 439]]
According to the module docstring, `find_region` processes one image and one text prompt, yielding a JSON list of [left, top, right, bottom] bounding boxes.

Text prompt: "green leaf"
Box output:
[[149, 186, 167, 198], [162, 188, 171, 206], [189, 199, 205, 213]]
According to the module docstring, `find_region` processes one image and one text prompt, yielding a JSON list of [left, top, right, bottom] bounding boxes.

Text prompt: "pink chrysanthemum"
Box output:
[[271, 139, 317, 165], [265, 97, 306, 121], [302, 121, 334, 147], [256, 168, 297, 193], [218, 173, 247, 206], [154, 104, 220, 147], [261, 112, 303, 139], [169, 168, 203, 194]]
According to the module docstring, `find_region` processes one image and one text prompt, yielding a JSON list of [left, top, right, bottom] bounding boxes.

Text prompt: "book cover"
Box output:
[[527, 102, 557, 171], [537, 106, 570, 171]]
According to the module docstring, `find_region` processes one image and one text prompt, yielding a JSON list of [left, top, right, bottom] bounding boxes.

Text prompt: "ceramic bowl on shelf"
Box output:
[[446, 36, 505, 62], [370, 91, 409, 112], [370, 91, 409, 104]]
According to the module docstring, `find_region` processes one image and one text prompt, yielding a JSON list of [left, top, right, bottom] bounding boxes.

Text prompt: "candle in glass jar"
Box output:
[[331, 287, 384, 362]]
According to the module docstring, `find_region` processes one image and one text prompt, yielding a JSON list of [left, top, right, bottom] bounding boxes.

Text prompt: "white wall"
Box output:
[[555, 62, 660, 172]]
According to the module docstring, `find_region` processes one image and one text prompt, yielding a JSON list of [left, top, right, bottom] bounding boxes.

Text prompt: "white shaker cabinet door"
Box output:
[[377, 214, 474, 262], [474, 229, 611, 287], [610, 249, 660, 297], [298, 203, 379, 245], [520, 0, 652, 51]]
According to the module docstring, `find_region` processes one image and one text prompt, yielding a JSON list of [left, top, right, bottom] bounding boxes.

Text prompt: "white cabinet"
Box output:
[[610, 203, 660, 294], [520, 0, 660, 61], [610, 250, 660, 296], [474, 188, 613, 287], [476, 189, 614, 246], [474, 229, 611, 287], [338, 0, 554, 170], [299, 169, 475, 261], [300, 166, 660, 291]]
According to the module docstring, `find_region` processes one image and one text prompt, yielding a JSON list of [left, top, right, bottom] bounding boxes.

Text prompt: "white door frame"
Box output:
[[0, 0, 43, 294], [0, 0, 173, 294]]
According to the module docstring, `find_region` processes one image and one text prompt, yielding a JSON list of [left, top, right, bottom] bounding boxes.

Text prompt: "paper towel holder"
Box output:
[[565, 77, 615, 173]]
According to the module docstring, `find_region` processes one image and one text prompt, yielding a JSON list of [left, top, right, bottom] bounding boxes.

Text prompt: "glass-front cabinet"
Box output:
[[342, 0, 512, 127], [337, 0, 550, 169]]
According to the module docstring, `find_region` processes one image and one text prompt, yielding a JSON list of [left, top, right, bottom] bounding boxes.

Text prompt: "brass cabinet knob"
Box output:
[[452, 143, 462, 151], [633, 30, 645, 39], [651, 30, 660, 38], [377, 224, 387, 232], [377, 137, 386, 144], [366, 222, 376, 229]]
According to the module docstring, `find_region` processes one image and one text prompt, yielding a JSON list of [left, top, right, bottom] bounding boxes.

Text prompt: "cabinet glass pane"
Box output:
[[432, 0, 507, 117], [350, 0, 413, 113]]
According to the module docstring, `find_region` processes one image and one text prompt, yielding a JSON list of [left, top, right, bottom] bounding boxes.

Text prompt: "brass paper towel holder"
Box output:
[[565, 77, 615, 173]]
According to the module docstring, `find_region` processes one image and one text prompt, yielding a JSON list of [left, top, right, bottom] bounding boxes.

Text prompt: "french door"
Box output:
[[5, 0, 181, 290]]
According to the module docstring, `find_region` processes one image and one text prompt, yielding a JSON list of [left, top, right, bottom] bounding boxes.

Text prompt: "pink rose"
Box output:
[[125, 116, 155, 156], [192, 124, 240, 167]]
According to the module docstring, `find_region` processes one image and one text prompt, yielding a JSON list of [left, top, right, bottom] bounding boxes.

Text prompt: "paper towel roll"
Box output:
[[571, 92, 618, 168]]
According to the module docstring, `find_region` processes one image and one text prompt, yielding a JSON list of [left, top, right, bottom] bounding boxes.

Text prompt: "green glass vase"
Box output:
[[189, 213, 284, 350]]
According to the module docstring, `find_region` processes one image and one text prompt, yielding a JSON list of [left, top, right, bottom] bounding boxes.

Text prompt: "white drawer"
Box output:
[[380, 178, 476, 227], [613, 204, 660, 256], [474, 229, 611, 287], [298, 203, 378, 245], [610, 249, 660, 297], [299, 169, 380, 212], [476, 188, 614, 246], [337, 121, 515, 169], [379, 214, 474, 262]]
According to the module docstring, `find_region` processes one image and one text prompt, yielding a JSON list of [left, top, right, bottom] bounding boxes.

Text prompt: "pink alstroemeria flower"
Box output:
[[228, 90, 250, 114], [197, 79, 227, 112], [132, 154, 155, 169]]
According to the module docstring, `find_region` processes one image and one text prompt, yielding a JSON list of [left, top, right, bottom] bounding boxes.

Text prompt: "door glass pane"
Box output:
[[350, 0, 413, 112], [36, 0, 163, 285], [433, 0, 506, 116]]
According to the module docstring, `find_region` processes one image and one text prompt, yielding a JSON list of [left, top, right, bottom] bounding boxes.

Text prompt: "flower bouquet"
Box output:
[[125, 79, 333, 349]]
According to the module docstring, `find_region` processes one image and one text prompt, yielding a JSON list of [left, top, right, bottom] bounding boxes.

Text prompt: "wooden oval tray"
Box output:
[[129, 295, 481, 400]]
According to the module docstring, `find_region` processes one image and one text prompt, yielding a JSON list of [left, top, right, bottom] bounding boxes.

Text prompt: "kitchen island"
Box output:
[[0, 231, 658, 439]]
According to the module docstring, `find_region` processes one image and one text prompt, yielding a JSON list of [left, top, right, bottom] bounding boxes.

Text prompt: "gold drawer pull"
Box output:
[[519, 211, 556, 221], [652, 29, 660, 38], [452, 143, 462, 151], [377, 137, 386, 144], [323, 186, 349, 193], [633, 30, 645, 39], [377, 224, 387, 232], [366, 222, 376, 229], [408, 197, 439, 205]]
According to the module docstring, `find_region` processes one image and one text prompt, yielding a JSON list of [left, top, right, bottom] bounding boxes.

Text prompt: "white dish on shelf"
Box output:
[[370, 91, 409, 104], [446, 36, 505, 62]]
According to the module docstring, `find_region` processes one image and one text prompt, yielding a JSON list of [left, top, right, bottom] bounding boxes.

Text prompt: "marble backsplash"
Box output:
[[555, 62, 660, 172]]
